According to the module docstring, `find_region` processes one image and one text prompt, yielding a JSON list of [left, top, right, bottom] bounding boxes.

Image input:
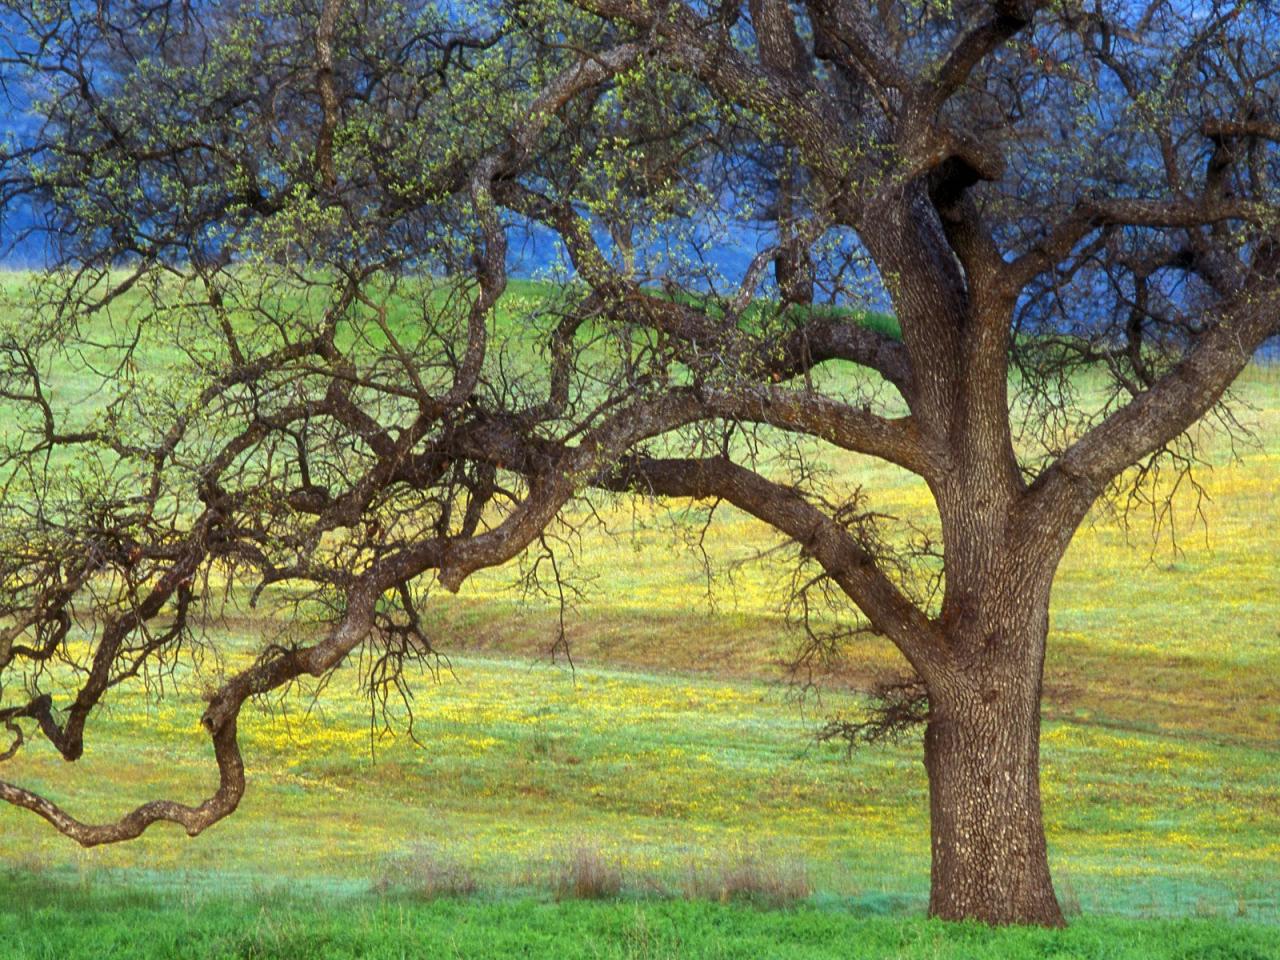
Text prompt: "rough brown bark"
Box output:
[[921, 551, 1064, 926], [924, 662, 1062, 926]]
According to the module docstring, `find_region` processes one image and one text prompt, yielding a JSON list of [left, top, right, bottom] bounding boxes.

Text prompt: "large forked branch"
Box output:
[[440, 41, 649, 415], [435, 376, 939, 483]]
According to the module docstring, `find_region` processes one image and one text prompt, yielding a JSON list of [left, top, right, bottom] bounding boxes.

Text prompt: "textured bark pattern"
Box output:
[[925, 668, 1062, 926]]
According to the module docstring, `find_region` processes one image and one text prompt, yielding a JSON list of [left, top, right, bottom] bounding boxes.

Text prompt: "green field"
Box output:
[[0, 275, 1277, 955], [5, 881, 1280, 960]]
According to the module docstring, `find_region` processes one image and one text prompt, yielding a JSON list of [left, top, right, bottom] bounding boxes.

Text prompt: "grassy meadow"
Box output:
[[0, 272, 1277, 956]]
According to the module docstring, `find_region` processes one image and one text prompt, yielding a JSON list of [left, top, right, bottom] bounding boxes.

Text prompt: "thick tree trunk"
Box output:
[[924, 679, 1062, 925], [922, 589, 1064, 926]]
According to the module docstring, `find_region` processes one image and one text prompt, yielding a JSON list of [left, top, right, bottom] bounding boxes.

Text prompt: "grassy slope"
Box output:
[[0, 274, 1277, 953]]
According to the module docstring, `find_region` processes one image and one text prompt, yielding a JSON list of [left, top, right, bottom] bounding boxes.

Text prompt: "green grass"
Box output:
[[2, 874, 1278, 959], [0, 273, 1277, 953]]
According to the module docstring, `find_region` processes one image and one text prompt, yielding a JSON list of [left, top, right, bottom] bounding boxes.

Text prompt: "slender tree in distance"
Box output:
[[0, 0, 1276, 927]]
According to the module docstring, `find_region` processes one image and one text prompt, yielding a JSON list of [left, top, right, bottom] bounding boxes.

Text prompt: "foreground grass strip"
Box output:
[[1, 877, 1278, 960]]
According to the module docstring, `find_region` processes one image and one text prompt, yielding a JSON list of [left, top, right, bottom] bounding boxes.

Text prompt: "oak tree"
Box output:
[[1, 0, 1277, 926]]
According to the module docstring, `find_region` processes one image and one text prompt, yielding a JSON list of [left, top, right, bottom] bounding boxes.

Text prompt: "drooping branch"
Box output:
[[600, 455, 947, 678], [696, 386, 940, 478], [0, 713, 246, 846], [0, 583, 380, 847]]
